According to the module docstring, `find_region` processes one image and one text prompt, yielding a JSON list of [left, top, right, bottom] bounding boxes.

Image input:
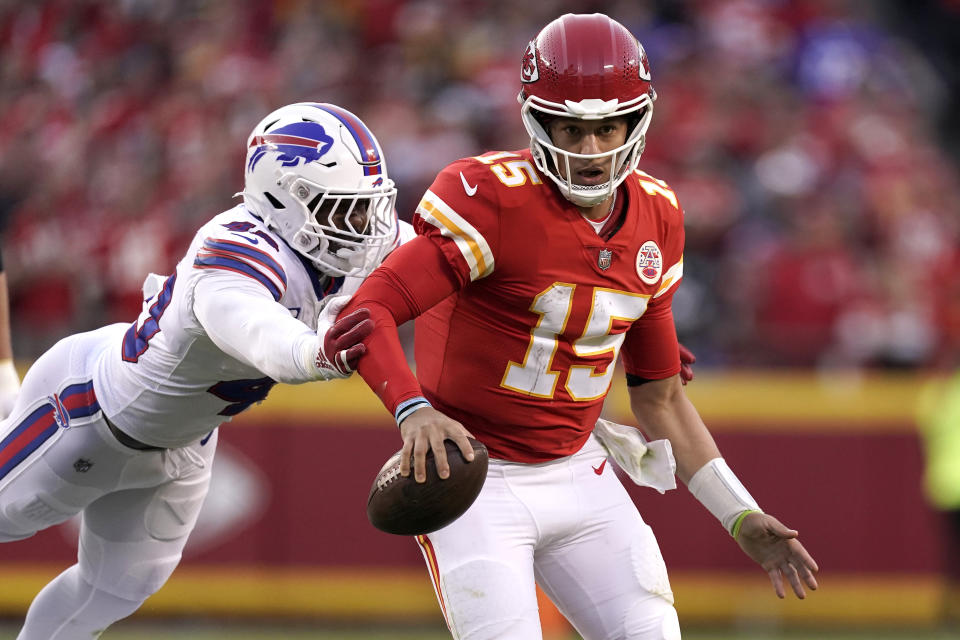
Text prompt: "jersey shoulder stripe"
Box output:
[[201, 238, 287, 285], [654, 255, 683, 298], [194, 239, 287, 301], [193, 254, 284, 301], [416, 188, 494, 281]]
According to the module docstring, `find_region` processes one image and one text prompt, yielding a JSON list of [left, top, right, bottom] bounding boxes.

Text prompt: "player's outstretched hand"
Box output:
[[312, 296, 374, 380], [399, 407, 475, 483], [736, 512, 819, 599], [678, 343, 696, 385]]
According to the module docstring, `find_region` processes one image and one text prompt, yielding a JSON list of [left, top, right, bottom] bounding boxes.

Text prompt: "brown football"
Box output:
[[366, 438, 489, 536]]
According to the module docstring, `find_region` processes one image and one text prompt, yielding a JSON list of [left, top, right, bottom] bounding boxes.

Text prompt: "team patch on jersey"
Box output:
[[636, 241, 663, 285], [48, 393, 69, 429]]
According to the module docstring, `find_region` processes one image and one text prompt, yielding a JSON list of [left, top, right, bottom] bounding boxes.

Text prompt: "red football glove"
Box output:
[[312, 296, 374, 379], [679, 343, 696, 385]]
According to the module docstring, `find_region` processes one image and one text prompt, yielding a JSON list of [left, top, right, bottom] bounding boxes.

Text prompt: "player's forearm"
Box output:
[[630, 376, 763, 535], [355, 299, 425, 417], [346, 269, 427, 417], [345, 238, 462, 420], [628, 375, 720, 483], [193, 276, 317, 384]]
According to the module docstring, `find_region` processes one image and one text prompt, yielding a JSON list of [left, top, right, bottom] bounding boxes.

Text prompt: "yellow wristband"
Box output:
[[731, 509, 762, 539]]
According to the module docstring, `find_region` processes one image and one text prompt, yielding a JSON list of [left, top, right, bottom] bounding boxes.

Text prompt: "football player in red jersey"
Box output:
[[345, 13, 818, 639]]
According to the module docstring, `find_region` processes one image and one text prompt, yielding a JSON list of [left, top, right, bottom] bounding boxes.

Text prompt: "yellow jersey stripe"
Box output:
[[416, 190, 494, 280], [654, 256, 683, 298]]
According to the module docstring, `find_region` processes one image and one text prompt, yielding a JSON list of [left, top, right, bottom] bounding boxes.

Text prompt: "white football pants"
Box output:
[[0, 330, 217, 639], [417, 434, 681, 640]]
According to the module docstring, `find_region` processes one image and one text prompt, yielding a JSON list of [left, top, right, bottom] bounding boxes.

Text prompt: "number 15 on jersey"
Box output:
[[501, 283, 650, 402]]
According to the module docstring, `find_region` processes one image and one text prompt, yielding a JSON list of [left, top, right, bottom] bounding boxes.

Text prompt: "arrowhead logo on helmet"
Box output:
[[638, 41, 652, 81], [520, 40, 539, 83]]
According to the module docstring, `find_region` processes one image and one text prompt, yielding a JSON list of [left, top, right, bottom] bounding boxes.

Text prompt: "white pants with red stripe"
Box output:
[[417, 434, 681, 640], [0, 328, 216, 639]]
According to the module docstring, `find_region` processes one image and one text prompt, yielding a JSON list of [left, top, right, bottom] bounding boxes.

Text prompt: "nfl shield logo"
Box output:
[[598, 249, 613, 271]]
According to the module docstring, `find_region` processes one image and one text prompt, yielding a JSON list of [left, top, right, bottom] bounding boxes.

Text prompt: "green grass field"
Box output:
[[1, 621, 955, 640]]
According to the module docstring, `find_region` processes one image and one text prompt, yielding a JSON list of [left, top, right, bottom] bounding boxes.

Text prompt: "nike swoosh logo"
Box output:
[[231, 233, 259, 244], [459, 171, 478, 197], [593, 459, 607, 475]]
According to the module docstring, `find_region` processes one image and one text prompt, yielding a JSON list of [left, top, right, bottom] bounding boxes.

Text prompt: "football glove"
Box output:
[[309, 295, 373, 380]]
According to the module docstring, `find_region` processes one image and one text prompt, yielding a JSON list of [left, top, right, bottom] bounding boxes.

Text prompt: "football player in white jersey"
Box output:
[[0, 102, 403, 639]]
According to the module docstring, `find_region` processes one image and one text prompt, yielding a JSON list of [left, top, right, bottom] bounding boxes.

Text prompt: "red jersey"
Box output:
[[410, 150, 684, 462]]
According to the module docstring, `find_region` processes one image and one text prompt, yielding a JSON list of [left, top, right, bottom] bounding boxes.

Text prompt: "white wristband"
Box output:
[[687, 458, 761, 534]]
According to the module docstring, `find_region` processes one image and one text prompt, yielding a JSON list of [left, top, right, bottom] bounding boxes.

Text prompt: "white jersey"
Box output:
[[92, 204, 392, 448]]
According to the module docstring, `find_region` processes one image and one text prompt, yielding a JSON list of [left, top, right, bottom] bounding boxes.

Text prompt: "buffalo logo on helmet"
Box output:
[[520, 40, 539, 83], [637, 41, 652, 81], [636, 240, 663, 284], [597, 248, 613, 271], [247, 122, 335, 173]]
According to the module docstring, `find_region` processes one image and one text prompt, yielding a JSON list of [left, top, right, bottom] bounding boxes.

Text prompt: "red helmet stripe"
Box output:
[[248, 134, 326, 149], [312, 103, 382, 175]]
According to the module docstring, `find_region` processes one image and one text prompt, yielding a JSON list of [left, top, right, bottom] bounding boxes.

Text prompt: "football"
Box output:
[[366, 438, 489, 536]]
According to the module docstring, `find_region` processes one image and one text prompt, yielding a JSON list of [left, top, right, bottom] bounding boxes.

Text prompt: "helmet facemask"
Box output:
[[276, 172, 396, 278], [521, 94, 654, 208]]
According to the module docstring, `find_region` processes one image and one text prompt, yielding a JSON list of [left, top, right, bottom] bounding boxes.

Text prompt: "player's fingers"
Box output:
[[412, 434, 430, 483], [768, 567, 786, 599], [328, 308, 371, 341], [782, 562, 806, 599], [399, 437, 414, 478], [764, 515, 798, 539], [339, 343, 366, 372], [796, 560, 819, 591], [334, 318, 373, 353], [678, 343, 696, 364], [450, 429, 475, 463], [789, 540, 819, 572], [431, 434, 451, 480], [680, 363, 693, 385]]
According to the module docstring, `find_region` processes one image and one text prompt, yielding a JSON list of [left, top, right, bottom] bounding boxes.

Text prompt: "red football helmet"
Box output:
[[518, 13, 656, 207]]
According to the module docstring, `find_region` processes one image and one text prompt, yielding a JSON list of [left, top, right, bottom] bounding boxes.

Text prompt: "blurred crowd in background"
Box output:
[[1, 0, 958, 368]]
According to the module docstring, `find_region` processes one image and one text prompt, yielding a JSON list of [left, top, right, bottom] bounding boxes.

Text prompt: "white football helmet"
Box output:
[[518, 14, 656, 208], [243, 102, 397, 277]]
